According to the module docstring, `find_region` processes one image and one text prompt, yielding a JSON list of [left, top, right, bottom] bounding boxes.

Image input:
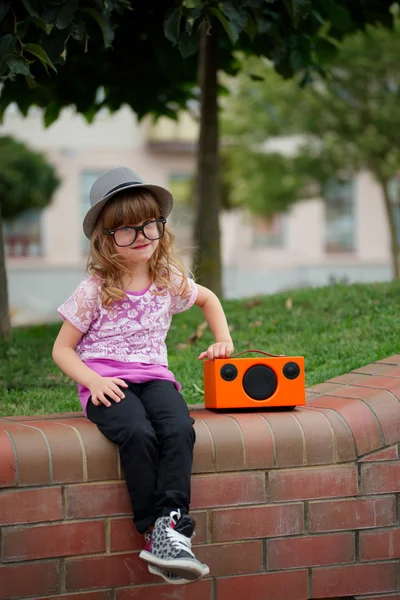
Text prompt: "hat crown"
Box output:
[[90, 167, 143, 208]]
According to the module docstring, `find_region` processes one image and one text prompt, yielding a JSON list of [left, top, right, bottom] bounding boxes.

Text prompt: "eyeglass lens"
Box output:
[[114, 220, 165, 247]]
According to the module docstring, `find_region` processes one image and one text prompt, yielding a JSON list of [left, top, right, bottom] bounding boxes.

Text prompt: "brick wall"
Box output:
[[1, 355, 400, 600]]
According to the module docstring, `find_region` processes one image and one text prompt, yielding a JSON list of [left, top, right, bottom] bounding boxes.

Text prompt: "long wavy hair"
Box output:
[[87, 188, 190, 308]]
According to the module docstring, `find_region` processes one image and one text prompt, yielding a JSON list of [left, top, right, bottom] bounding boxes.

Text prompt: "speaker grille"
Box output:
[[220, 364, 238, 381], [242, 364, 278, 401], [283, 361, 301, 380]]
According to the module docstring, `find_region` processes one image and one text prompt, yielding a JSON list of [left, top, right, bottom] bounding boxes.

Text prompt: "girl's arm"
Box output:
[[194, 284, 234, 360], [52, 320, 128, 406]]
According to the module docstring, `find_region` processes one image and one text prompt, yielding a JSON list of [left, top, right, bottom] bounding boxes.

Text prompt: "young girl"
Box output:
[[52, 167, 234, 585]]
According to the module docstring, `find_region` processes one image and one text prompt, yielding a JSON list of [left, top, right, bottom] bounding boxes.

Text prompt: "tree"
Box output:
[[0, 136, 60, 337], [222, 20, 400, 278], [0, 1, 396, 296]]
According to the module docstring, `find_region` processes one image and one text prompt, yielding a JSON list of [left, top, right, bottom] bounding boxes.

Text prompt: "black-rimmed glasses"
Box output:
[[104, 218, 166, 247]]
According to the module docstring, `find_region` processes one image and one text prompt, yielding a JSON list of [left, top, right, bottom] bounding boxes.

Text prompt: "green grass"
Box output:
[[1, 280, 400, 416]]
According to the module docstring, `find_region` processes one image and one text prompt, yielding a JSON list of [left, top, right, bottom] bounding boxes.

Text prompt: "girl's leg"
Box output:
[[138, 379, 196, 519], [86, 383, 159, 534], [138, 380, 208, 580]]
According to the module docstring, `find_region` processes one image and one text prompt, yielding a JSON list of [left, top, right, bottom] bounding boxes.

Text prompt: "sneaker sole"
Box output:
[[148, 565, 193, 585], [140, 550, 209, 580]]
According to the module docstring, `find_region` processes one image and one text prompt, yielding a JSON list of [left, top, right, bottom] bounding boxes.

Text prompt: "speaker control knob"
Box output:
[[220, 364, 238, 381], [283, 361, 300, 380]]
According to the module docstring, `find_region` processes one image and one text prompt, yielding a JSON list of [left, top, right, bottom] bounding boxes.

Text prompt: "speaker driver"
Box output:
[[283, 361, 301, 380], [220, 364, 238, 381], [243, 365, 277, 400]]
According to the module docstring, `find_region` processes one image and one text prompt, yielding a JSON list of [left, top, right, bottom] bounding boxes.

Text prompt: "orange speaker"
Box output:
[[203, 350, 305, 410]]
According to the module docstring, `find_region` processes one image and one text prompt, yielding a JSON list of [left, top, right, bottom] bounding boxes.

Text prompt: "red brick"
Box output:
[[0, 487, 62, 526], [226, 413, 275, 469], [196, 541, 262, 576], [213, 503, 304, 542], [0, 431, 16, 488], [309, 496, 396, 532], [355, 594, 400, 600], [262, 412, 305, 468], [192, 418, 215, 473], [312, 563, 398, 597], [350, 375, 400, 392], [289, 408, 336, 465], [65, 482, 132, 519], [216, 570, 308, 600], [200, 413, 246, 471], [360, 446, 399, 462], [65, 553, 153, 590], [54, 418, 119, 481], [267, 532, 354, 569], [360, 462, 400, 494], [361, 390, 400, 446], [37, 594, 112, 600], [2, 520, 105, 562], [268, 466, 358, 501], [116, 579, 213, 600], [2, 422, 51, 485], [307, 396, 383, 456], [192, 472, 265, 508], [360, 527, 400, 561], [0, 561, 59, 600]]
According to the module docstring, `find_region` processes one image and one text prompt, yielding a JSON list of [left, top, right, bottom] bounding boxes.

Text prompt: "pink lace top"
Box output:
[[58, 274, 198, 364], [57, 274, 198, 412]]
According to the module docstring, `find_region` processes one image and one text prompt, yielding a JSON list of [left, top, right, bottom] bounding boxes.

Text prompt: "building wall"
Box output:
[[1, 106, 394, 324]]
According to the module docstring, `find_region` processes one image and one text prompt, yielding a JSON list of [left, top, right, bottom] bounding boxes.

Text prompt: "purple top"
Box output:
[[57, 275, 198, 413]]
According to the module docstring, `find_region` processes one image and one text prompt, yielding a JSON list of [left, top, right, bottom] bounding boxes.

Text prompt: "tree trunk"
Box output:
[[380, 178, 400, 279], [0, 203, 11, 338], [192, 22, 222, 297]]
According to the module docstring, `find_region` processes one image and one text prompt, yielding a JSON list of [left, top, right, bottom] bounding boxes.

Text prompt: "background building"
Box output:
[[1, 106, 396, 325]]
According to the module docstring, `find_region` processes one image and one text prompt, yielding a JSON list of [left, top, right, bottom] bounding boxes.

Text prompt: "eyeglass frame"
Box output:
[[103, 217, 167, 247]]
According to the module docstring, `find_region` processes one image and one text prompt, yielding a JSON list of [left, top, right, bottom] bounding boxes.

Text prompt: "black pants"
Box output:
[[86, 379, 196, 534]]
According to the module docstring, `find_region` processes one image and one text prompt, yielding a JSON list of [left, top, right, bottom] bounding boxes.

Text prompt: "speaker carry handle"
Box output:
[[231, 349, 286, 358]]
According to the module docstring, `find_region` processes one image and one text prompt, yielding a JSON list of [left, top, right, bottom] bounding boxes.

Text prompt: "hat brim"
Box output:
[[83, 183, 173, 239]]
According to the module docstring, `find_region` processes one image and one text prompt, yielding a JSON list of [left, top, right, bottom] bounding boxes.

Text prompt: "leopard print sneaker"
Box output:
[[139, 509, 209, 580]]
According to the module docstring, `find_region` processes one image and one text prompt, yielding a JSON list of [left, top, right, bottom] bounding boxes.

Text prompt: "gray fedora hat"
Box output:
[[83, 166, 174, 239]]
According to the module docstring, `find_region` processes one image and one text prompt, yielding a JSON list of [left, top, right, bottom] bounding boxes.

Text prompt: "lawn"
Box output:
[[1, 280, 400, 416]]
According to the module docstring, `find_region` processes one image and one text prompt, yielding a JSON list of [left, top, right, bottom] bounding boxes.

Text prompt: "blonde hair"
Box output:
[[87, 189, 190, 307]]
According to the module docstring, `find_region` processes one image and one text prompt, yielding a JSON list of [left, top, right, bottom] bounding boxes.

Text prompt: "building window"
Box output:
[[81, 171, 104, 253], [389, 177, 400, 245], [4, 209, 42, 257], [251, 214, 286, 248], [324, 178, 355, 253]]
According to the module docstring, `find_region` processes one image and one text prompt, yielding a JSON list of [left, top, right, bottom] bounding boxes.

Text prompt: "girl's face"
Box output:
[[112, 219, 161, 264], [99, 191, 164, 266]]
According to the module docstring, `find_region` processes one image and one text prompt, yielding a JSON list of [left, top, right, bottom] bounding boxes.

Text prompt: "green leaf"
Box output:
[[0, 34, 17, 57], [315, 38, 338, 63], [164, 7, 182, 45], [283, 0, 312, 28], [244, 12, 257, 42], [20, 0, 41, 18], [56, 0, 79, 29], [24, 43, 57, 73], [80, 8, 114, 47], [0, 1, 11, 23], [182, 0, 201, 7], [44, 103, 61, 127], [323, 0, 353, 32], [209, 7, 238, 44], [178, 32, 198, 58], [5, 56, 30, 76]]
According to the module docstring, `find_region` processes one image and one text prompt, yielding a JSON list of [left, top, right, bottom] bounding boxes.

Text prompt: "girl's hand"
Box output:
[[89, 376, 128, 407], [198, 341, 234, 361]]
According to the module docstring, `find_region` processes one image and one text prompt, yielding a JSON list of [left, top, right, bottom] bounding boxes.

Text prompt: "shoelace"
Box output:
[[166, 527, 195, 558]]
